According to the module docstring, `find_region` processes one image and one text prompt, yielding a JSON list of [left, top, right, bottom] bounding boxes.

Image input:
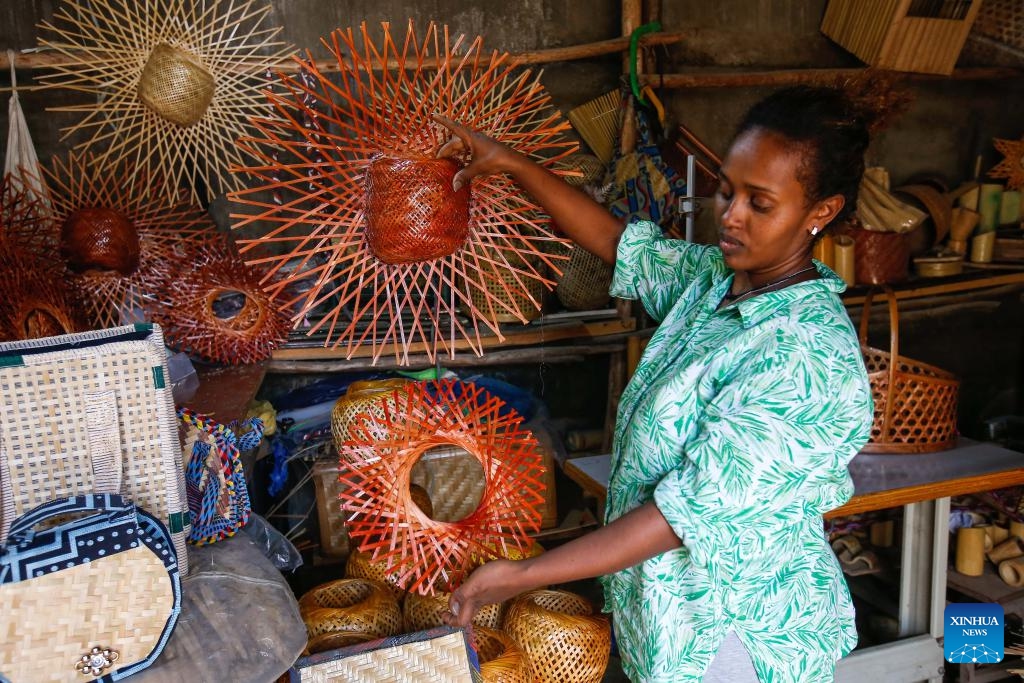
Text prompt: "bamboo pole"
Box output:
[[640, 66, 1024, 89], [0, 32, 684, 74]]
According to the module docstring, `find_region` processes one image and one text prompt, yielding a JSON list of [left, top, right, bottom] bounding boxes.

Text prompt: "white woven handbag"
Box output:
[[0, 323, 190, 570]]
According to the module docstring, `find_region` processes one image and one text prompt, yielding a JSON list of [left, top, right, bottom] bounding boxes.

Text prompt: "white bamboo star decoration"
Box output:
[[35, 0, 295, 204]]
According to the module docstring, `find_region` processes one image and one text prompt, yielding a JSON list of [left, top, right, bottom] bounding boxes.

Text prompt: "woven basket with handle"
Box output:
[[502, 589, 610, 683], [859, 287, 959, 453]]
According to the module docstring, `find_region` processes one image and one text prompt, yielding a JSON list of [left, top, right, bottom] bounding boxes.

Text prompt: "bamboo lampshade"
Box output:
[[473, 626, 532, 683], [30, 152, 217, 329], [148, 233, 289, 365], [298, 578, 404, 643], [35, 0, 294, 204], [231, 20, 577, 364], [337, 380, 546, 595]]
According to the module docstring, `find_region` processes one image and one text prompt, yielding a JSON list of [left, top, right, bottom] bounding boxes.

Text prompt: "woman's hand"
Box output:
[[444, 559, 528, 628], [433, 114, 522, 192]]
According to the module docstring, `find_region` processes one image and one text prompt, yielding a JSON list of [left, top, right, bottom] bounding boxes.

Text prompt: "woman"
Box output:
[[435, 85, 875, 683]]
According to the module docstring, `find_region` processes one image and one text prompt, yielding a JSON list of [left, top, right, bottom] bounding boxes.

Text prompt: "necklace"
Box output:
[[721, 265, 817, 303]]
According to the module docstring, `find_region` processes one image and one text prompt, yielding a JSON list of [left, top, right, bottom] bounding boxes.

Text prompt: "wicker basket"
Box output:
[[298, 578, 403, 642], [464, 248, 547, 324], [858, 288, 959, 454], [473, 626, 532, 683], [821, 0, 982, 75], [331, 379, 412, 458], [403, 589, 505, 631], [555, 247, 613, 311], [851, 227, 910, 285], [137, 43, 215, 127], [364, 155, 471, 264], [502, 589, 610, 683], [409, 444, 488, 523]]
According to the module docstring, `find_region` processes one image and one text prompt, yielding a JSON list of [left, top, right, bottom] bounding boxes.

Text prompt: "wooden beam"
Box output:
[[0, 32, 684, 74], [641, 66, 1024, 89]]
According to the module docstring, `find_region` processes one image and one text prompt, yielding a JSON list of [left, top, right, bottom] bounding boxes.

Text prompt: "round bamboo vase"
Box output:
[[473, 626, 532, 683], [298, 578, 403, 642], [502, 589, 611, 683], [137, 43, 215, 127]]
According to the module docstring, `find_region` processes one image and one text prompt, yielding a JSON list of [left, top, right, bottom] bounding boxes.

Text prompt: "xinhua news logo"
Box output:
[[944, 603, 1004, 664]]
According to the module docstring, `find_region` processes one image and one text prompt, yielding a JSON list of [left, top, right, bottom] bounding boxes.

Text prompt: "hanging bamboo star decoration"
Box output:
[[38, 151, 219, 329], [35, 0, 295, 204], [230, 20, 577, 364], [989, 136, 1024, 190], [0, 176, 85, 341], [337, 380, 546, 595], [148, 233, 290, 365]]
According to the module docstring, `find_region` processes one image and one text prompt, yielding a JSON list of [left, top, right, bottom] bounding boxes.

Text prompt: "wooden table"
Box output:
[[561, 439, 1024, 683]]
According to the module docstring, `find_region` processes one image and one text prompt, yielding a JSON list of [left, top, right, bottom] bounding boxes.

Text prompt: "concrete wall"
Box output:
[[2, 0, 1023, 435]]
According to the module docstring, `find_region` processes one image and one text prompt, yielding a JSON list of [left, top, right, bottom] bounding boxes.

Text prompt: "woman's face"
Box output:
[[714, 127, 835, 278]]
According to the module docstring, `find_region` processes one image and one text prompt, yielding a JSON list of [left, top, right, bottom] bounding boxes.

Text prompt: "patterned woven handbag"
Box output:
[[178, 407, 262, 545], [0, 494, 182, 682]]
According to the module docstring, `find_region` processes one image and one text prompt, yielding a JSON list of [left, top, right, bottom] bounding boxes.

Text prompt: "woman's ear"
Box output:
[[812, 194, 845, 229]]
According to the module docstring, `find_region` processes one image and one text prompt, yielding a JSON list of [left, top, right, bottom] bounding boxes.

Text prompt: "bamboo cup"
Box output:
[[812, 234, 836, 269], [987, 536, 1024, 564], [1011, 520, 1024, 539], [833, 236, 855, 287], [989, 525, 1011, 546], [970, 231, 996, 263], [870, 520, 894, 548], [956, 527, 987, 576], [1001, 557, 1024, 587]]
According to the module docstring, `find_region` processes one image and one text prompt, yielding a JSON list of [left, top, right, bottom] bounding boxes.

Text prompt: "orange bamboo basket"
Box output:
[[858, 287, 959, 453], [337, 380, 546, 595], [502, 589, 611, 683], [230, 21, 576, 364]]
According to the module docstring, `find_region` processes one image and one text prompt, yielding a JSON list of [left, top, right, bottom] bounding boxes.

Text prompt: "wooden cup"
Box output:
[[955, 527, 987, 576], [1000, 556, 1024, 587]]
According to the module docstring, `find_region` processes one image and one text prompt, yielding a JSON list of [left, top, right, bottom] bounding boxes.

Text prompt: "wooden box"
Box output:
[[821, 0, 983, 75]]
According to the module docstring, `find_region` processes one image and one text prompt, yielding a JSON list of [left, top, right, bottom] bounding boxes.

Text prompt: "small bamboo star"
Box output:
[[989, 136, 1024, 190]]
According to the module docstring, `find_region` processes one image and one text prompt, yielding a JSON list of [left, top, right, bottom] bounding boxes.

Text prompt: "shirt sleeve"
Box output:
[[652, 323, 873, 568], [610, 219, 717, 322]]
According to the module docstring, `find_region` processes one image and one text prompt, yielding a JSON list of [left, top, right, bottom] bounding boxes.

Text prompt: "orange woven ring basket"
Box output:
[[502, 589, 610, 683], [858, 286, 959, 454]]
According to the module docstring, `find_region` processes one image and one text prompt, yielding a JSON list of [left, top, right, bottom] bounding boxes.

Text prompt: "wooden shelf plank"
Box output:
[[272, 317, 636, 363]]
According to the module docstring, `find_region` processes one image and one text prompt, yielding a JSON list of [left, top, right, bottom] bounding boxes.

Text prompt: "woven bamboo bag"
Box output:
[[0, 324, 190, 570], [859, 288, 959, 453]]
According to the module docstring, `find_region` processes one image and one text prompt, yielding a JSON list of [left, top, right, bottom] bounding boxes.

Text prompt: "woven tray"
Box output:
[[0, 323, 190, 571]]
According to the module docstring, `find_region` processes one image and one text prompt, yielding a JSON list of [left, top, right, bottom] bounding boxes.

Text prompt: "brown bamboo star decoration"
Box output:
[[230, 20, 577, 364], [37, 152, 218, 329], [990, 136, 1024, 190], [35, 0, 295, 204]]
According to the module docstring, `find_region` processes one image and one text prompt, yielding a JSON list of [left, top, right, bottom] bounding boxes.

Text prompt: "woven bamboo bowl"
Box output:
[[344, 548, 406, 598], [502, 589, 611, 683], [304, 630, 377, 656], [473, 626, 532, 683], [298, 578, 403, 642], [402, 589, 505, 631]]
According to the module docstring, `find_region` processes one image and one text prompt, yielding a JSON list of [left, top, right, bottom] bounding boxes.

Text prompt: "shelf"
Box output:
[[948, 564, 1024, 607], [840, 269, 1024, 307], [269, 313, 635, 367]]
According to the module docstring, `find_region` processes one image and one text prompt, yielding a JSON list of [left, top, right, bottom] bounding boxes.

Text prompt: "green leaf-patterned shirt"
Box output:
[[602, 220, 873, 682]]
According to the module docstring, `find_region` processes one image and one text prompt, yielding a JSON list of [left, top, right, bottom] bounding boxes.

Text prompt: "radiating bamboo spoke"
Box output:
[[35, 0, 295, 204], [230, 20, 576, 364]]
